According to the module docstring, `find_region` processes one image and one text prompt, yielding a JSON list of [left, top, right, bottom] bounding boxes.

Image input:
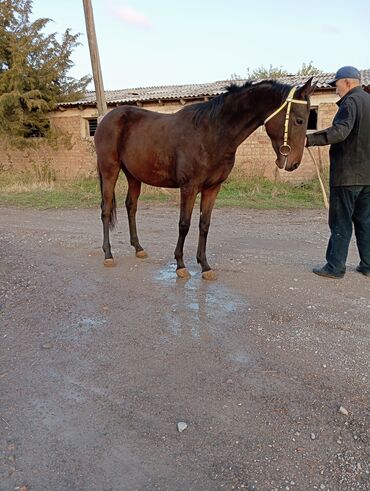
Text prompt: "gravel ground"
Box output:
[[0, 204, 369, 491]]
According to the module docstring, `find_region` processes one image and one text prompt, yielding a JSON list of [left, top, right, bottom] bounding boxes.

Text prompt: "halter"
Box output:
[[264, 87, 308, 167]]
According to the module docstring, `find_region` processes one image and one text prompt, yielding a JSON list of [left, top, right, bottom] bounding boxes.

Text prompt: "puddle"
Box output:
[[156, 264, 243, 322], [155, 263, 178, 282], [154, 262, 255, 365]]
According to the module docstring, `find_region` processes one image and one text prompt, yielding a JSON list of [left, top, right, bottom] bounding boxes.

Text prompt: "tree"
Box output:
[[0, 0, 91, 147], [296, 61, 323, 76], [246, 64, 289, 80], [232, 62, 323, 81]]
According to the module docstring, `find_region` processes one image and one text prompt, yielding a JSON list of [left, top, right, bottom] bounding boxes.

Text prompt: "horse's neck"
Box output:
[[220, 85, 285, 149]]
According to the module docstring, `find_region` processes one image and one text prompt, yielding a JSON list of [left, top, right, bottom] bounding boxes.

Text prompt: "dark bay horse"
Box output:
[[94, 78, 316, 279]]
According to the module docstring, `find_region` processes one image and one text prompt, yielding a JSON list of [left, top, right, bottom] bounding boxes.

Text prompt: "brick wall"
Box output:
[[0, 93, 338, 183], [0, 110, 97, 180]]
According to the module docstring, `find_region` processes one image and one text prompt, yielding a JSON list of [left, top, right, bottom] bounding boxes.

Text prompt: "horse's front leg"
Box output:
[[197, 184, 221, 280], [174, 186, 197, 278]]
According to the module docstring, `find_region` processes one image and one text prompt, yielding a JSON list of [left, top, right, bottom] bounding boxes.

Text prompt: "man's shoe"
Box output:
[[312, 266, 344, 279], [356, 265, 370, 277]]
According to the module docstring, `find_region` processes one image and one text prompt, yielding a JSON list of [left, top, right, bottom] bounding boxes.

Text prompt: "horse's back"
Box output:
[[95, 106, 158, 141]]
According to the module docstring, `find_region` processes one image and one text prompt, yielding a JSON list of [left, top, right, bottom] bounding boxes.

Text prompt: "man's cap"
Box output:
[[329, 66, 361, 86]]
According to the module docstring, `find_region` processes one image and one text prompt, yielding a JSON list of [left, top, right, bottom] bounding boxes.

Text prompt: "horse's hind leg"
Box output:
[[124, 172, 147, 258], [99, 161, 120, 266], [196, 184, 221, 280], [174, 186, 197, 278]]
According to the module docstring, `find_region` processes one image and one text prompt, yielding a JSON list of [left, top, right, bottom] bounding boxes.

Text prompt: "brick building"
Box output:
[[1, 70, 369, 182]]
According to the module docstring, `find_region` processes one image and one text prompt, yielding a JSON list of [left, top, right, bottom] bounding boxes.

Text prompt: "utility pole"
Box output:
[[82, 0, 107, 120]]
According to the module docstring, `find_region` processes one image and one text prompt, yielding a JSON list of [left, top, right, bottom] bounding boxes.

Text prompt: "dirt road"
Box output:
[[0, 205, 369, 491]]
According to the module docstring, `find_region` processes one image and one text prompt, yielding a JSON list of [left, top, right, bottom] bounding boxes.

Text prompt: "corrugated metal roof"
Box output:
[[59, 70, 370, 107]]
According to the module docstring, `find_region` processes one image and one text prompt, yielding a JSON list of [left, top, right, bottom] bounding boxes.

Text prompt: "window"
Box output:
[[87, 118, 98, 136], [307, 108, 318, 130]]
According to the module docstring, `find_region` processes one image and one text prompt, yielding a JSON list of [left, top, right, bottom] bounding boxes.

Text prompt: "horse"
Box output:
[[94, 78, 316, 279]]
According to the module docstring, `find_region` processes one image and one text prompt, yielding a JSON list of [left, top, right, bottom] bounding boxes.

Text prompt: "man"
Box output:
[[306, 66, 370, 279]]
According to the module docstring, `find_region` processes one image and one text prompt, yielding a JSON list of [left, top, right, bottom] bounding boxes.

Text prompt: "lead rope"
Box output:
[[306, 147, 329, 209]]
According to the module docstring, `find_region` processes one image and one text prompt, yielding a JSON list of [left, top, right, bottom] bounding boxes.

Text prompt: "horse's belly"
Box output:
[[141, 174, 178, 188], [124, 157, 178, 188]]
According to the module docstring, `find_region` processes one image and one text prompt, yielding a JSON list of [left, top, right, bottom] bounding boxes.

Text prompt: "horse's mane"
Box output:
[[191, 80, 292, 128]]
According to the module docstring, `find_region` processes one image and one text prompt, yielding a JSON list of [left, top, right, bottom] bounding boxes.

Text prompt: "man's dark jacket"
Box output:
[[306, 86, 370, 187]]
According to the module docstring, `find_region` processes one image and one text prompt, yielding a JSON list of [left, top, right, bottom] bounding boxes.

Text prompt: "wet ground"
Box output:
[[0, 205, 369, 491]]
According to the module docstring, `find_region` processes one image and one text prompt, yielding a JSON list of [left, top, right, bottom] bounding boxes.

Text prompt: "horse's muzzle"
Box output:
[[275, 158, 300, 171]]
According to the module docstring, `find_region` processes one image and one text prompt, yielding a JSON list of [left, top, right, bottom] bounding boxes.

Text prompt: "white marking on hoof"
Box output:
[[202, 270, 217, 280], [136, 249, 148, 258], [176, 268, 191, 279]]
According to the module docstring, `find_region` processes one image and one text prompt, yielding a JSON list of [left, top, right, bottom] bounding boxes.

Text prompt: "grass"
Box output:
[[0, 169, 328, 209], [217, 177, 327, 208]]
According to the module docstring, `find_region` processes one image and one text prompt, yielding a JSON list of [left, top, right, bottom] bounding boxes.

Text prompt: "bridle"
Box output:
[[264, 86, 308, 168]]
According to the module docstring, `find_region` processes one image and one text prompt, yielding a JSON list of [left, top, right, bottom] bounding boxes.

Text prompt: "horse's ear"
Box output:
[[297, 77, 317, 99]]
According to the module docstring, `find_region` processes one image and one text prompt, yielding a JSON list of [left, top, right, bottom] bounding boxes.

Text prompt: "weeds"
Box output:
[[0, 170, 327, 209]]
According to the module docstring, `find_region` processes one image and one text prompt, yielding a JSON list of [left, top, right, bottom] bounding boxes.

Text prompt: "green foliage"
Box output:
[[0, 0, 91, 148], [296, 61, 323, 76], [30, 158, 56, 185], [0, 171, 327, 210], [229, 73, 242, 80], [236, 62, 323, 81], [217, 176, 326, 208], [246, 64, 289, 80]]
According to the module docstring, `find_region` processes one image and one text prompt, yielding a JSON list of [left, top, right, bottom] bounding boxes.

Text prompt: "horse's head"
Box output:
[[264, 78, 316, 172]]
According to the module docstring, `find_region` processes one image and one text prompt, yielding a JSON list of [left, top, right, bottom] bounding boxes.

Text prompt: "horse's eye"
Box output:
[[296, 118, 304, 125]]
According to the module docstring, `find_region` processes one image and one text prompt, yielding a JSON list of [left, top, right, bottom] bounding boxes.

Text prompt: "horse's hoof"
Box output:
[[136, 249, 148, 259], [104, 258, 115, 267], [202, 270, 217, 280], [176, 268, 191, 279]]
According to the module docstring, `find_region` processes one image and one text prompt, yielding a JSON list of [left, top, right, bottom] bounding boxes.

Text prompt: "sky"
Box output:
[[31, 0, 370, 91]]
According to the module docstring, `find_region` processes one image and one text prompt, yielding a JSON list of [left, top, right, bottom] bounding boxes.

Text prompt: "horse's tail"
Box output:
[[98, 169, 117, 230]]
